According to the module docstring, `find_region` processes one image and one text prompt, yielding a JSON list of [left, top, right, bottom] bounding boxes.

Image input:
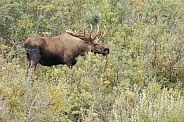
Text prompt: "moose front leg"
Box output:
[[63, 57, 77, 68], [65, 59, 77, 68], [63, 52, 77, 68]]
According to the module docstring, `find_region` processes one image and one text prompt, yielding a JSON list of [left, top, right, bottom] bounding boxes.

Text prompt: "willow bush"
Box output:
[[0, 0, 184, 121]]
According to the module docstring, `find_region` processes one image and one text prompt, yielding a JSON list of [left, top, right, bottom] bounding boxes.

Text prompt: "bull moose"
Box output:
[[24, 25, 109, 75]]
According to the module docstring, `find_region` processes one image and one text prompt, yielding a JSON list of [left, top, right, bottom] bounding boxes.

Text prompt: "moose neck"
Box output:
[[90, 44, 96, 53]]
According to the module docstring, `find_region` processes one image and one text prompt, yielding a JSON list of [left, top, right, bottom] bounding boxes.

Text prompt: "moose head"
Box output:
[[66, 24, 109, 55]]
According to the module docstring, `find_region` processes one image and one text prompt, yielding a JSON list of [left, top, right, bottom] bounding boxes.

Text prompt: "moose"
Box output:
[[24, 25, 109, 75]]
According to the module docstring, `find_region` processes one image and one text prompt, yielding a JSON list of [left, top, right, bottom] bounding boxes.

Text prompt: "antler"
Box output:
[[66, 24, 106, 43], [96, 25, 106, 42], [92, 25, 99, 39]]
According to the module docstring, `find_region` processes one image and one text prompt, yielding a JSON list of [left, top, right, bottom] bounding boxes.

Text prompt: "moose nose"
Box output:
[[104, 47, 109, 54]]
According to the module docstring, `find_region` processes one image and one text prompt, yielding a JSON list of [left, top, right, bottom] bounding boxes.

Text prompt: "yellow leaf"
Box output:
[[103, 80, 110, 85]]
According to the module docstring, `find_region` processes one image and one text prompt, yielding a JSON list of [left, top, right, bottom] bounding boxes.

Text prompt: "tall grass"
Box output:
[[0, 53, 184, 121], [0, 0, 184, 121]]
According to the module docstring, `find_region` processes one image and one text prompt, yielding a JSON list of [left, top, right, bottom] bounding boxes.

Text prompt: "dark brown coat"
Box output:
[[25, 26, 109, 74]]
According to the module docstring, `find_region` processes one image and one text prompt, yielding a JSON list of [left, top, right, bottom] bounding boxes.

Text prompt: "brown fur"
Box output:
[[25, 32, 109, 75]]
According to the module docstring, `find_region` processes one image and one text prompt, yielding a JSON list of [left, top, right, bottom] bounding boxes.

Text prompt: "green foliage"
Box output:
[[85, 10, 102, 25], [0, 0, 184, 121], [0, 0, 22, 41]]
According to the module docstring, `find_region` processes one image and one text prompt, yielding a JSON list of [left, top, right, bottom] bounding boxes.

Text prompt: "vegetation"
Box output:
[[0, 0, 184, 121]]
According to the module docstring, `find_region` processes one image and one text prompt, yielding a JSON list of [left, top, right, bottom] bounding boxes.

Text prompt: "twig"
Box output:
[[0, 42, 17, 68], [27, 91, 39, 122]]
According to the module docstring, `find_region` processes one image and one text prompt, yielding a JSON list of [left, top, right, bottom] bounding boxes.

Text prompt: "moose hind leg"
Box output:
[[26, 60, 31, 75], [27, 60, 38, 76], [26, 47, 41, 76]]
